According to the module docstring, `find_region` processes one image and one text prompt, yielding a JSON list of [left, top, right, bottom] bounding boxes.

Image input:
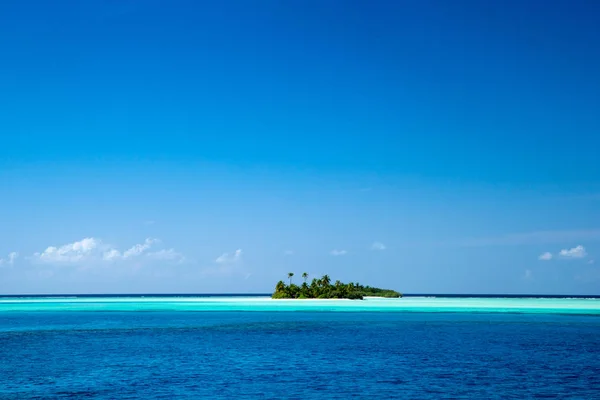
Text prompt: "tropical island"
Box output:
[[272, 273, 402, 300]]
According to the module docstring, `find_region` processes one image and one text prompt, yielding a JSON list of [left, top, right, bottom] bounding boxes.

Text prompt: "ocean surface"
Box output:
[[1, 296, 599, 399]]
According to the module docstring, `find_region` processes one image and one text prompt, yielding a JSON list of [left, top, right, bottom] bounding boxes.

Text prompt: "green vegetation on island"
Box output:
[[272, 273, 402, 300]]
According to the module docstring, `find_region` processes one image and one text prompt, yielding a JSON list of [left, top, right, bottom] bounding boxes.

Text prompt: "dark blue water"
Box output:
[[1, 312, 599, 399]]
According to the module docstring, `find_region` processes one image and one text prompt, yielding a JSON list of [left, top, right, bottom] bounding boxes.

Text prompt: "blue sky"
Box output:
[[1, 0, 599, 294]]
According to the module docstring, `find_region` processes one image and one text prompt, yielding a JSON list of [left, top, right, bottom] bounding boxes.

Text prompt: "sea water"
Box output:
[[1, 296, 599, 399]]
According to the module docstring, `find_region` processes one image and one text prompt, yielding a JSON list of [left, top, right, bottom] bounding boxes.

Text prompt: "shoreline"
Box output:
[[268, 298, 353, 301]]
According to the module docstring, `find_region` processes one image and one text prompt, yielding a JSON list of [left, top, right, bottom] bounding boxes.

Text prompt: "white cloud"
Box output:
[[102, 249, 121, 261], [538, 252, 553, 261], [102, 238, 159, 261], [35, 237, 100, 263], [147, 248, 185, 262], [371, 242, 386, 251], [0, 252, 19, 266], [202, 249, 245, 277], [284, 250, 294, 256], [215, 249, 242, 264], [330, 249, 347, 256], [123, 238, 158, 258], [33, 237, 181, 265], [523, 269, 533, 280], [559, 245, 587, 259], [8, 252, 18, 264], [588, 259, 595, 264]]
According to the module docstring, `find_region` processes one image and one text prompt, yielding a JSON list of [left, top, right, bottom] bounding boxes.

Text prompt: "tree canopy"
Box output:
[[272, 274, 401, 300]]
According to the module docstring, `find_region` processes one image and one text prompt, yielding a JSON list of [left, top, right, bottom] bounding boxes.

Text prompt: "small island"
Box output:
[[272, 273, 402, 300]]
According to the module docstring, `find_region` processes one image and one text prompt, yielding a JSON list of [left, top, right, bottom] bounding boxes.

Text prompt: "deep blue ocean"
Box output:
[[1, 309, 599, 399]]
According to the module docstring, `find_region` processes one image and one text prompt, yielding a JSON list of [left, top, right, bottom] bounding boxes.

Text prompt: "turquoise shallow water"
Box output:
[[1, 295, 600, 314], [1, 296, 599, 399]]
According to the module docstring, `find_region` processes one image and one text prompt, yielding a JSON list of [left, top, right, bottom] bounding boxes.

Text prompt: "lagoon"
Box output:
[[1, 295, 600, 314]]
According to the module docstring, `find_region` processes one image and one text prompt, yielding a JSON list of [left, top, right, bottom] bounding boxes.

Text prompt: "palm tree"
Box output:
[[301, 281, 309, 297], [348, 282, 355, 294], [322, 274, 331, 287], [302, 272, 308, 283], [288, 272, 294, 285], [310, 278, 319, 297], [275, 280, 286, 293]]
